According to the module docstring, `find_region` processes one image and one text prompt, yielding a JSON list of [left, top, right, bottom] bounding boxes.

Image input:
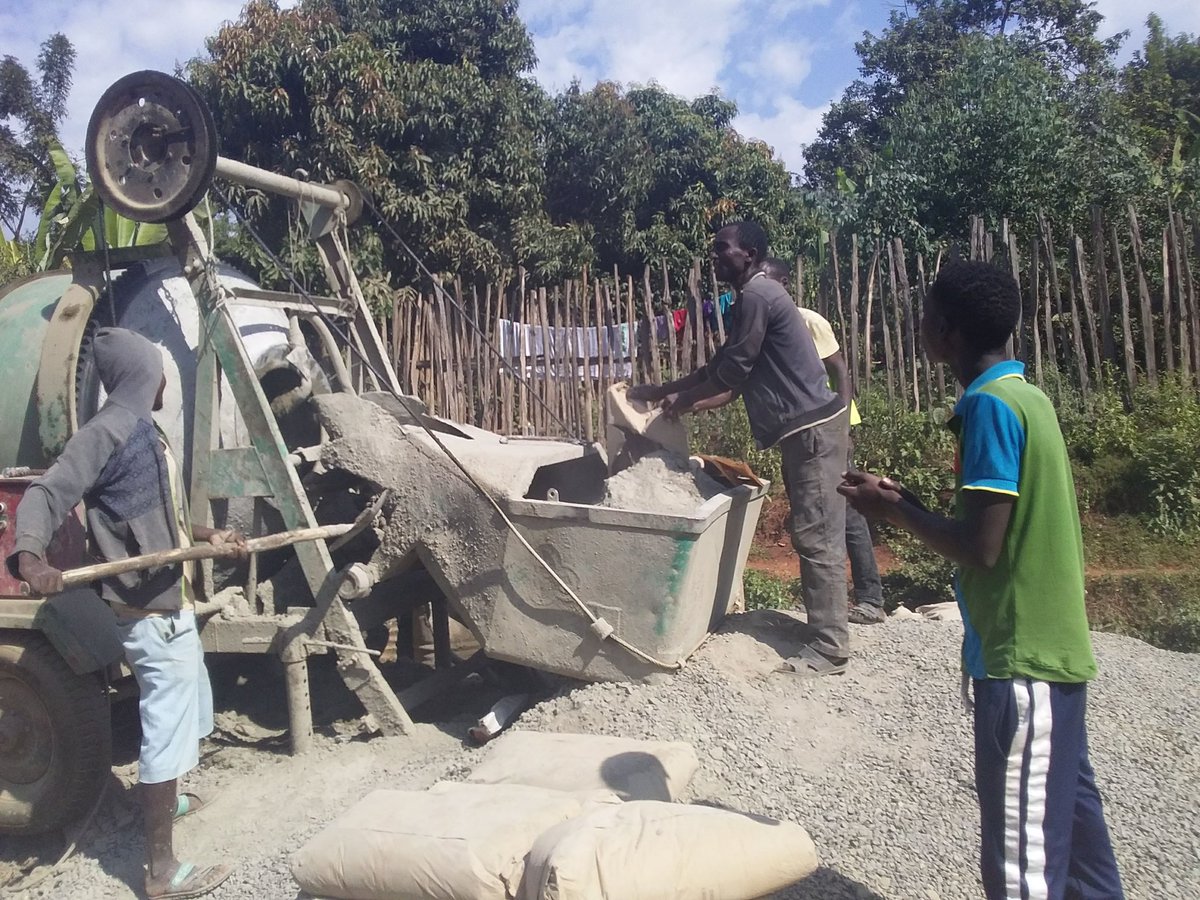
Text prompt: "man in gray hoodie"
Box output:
[[629, 222, 851, 675], [10, 328, 237, 900]]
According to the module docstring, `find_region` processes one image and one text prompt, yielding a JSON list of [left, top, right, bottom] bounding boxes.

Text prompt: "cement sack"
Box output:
[[522, 801, 819, 900], [605, 383, 689, 474], [466, 731, 699, 801], [290, 781, 619, 900]]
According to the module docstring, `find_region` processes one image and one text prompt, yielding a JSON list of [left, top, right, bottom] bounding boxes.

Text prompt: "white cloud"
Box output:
[[734, 94, 831, 174], [526, 0, 742, 95], [737, 39, 815, 90], [3, 0, 839, 181], [2, 0, 248, 161], [524, 0, 838, 172], [1092, 1, 1200, 57]]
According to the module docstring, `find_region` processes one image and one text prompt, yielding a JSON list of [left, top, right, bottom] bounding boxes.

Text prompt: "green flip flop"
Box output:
[[147, 862, 233, 900], [173, 792, 208, 821]]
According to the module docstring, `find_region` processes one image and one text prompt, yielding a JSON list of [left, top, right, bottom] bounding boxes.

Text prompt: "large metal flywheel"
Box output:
[[85, 70, 218, 223]]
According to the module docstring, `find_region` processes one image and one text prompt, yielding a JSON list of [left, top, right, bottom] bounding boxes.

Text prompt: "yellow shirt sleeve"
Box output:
[[797, 307, 840, 359]]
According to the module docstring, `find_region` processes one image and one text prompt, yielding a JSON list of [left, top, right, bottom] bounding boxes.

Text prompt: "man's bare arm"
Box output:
[[839, 471, 1013, 570]]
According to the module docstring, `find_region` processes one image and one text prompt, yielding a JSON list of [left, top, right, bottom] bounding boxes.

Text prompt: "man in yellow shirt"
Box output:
[[761, 259, 886, 624]]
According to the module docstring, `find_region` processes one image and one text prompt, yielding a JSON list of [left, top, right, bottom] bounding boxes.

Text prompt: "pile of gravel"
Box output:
[[20, 613, 1200, 899]]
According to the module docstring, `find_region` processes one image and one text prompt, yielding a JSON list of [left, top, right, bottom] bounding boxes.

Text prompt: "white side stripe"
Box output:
[[1004, 680, 1033, 899], [1025, 681, 1053, 899]]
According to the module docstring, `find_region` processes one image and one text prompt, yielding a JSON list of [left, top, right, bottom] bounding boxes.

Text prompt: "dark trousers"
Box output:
[[844, 465, 883, 606], [779, 411, 849, 658], [973, 678, 1124, 900]]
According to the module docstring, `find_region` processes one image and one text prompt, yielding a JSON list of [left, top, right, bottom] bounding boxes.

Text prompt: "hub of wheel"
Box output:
[[0, 677, 52, 785], [85, 70, 218, 224]]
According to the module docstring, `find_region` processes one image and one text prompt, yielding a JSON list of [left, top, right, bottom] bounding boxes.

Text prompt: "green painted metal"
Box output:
[[166, 215, 413, 735], [0, 272, 73, 468], [207, 448, 272, 499]]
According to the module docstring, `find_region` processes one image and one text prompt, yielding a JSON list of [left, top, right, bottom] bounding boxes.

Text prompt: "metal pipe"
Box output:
[[309, 314, 355, 393], [282, 639, 314, 754], [214, 157, 349, 211]]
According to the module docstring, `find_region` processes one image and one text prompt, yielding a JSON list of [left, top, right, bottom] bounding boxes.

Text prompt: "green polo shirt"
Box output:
[[951, 360, 1096, 683]]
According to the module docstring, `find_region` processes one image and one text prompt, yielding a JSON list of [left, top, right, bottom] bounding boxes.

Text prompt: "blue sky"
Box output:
[[3, 0, 1198, 178]]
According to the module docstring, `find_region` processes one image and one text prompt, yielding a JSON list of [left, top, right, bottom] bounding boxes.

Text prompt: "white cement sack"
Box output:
[[522, 801, 820, 900], [605, 383, 689, 473], [290, 782, 619, 900], [466, 731, 700, 801]]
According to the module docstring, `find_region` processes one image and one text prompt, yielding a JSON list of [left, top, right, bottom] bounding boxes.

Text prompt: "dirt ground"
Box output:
[[744, 491, 898, 583], [0, 654, 515, 898]]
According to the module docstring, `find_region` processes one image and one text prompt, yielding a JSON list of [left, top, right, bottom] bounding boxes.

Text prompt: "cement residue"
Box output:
[[601, 451, 725, 515]]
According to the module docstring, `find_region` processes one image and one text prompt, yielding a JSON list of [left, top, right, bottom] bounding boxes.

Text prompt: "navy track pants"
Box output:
[[973, 678, 1124, 900]]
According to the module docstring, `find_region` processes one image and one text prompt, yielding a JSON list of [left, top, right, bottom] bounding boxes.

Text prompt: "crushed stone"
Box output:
[[600, 451, 726, 514], [9, 617, 1198, 900]]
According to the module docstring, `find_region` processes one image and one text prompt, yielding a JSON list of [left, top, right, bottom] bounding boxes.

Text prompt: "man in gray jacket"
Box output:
[[10, 328, 237, 899], [629, 222, 851, 675]]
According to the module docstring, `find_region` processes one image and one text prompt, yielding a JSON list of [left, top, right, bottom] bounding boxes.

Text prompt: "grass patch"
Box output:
[[1081, 514, 1200, 571], [742, 569, 797, 611], [1085, 573, 1200, 653]]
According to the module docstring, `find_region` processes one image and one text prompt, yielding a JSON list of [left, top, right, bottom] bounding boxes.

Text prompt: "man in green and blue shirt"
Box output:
[[840, 261, 1123, 899]]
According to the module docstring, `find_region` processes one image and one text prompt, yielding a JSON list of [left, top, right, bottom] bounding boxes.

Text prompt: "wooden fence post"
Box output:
[[849, 234, 860, 392], [1162, 227, 1175, 374], [863, 244, 879, 394], [885, 241, 909, 405], [1179, 212, 1200, 380], [663, 261, 678, 382], [1028, 236, 1043, 385], [1109, 224, 1138, 393], [1007, 231, 1023, 361], [879, 251, 896, 405], [1128, 204, 1159, 388], [1091, 208, 1115, 363], [1167, 213, 1191, 383], [1064, 237, 1091, 399], [1072, 235, 1102, 377], [893, 237, 919, 411]]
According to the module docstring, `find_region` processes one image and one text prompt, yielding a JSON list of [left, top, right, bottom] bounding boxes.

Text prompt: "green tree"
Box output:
[[804, 0, 1122, 187], [1121, 14, 1200, 176], [0, 33, 75, 237], [856, 39, 1150, 242], [187, 0, 548, 293], [542, 82, 802, 275]]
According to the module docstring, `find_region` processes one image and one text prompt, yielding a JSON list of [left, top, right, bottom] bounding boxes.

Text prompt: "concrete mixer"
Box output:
[[0, 71, 766, 837]]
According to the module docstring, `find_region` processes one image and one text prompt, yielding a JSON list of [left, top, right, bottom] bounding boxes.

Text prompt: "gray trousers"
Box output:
[[779, 410, 850, 658], [845, 446, 884, 607]]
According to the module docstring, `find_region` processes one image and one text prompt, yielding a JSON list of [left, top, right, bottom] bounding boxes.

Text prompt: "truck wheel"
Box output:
[[0, 633, 112, 835]]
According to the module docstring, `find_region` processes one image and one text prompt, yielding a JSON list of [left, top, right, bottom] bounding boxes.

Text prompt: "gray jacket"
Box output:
[[706, 274, 845, 448], [9, 328, 186, 610]]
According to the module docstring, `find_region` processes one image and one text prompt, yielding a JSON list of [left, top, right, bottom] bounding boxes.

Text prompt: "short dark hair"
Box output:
[[723, 221, 769, 261], [761, 257, 790, 280], [929, 261, 1020, 354]]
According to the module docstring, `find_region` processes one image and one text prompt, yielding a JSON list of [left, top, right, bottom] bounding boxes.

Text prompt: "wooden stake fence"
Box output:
[[382, 208, 1200, 442]]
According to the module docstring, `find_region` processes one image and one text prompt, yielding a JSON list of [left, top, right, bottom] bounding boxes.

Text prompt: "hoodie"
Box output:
[[9, 328, 187, 610], [705, 274, 845, 449]]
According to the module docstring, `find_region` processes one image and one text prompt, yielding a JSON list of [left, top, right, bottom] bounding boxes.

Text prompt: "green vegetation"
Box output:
[[805, 2, 1199, 243], [741, 569, 798, 612], [5, 3, 1200, 293], [727, 378, 1200, 650]]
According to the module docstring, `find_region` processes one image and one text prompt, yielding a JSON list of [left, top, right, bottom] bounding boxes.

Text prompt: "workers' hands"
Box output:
[[626, 383, 667, 404], [206, 529, 249, 560], [838, 470, 905, 522], [660, 392, 692, 419], [18, 552, 64, 596]]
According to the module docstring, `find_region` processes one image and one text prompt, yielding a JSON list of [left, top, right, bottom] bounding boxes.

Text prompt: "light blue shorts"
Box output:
[[116, 609, 213, 784]]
